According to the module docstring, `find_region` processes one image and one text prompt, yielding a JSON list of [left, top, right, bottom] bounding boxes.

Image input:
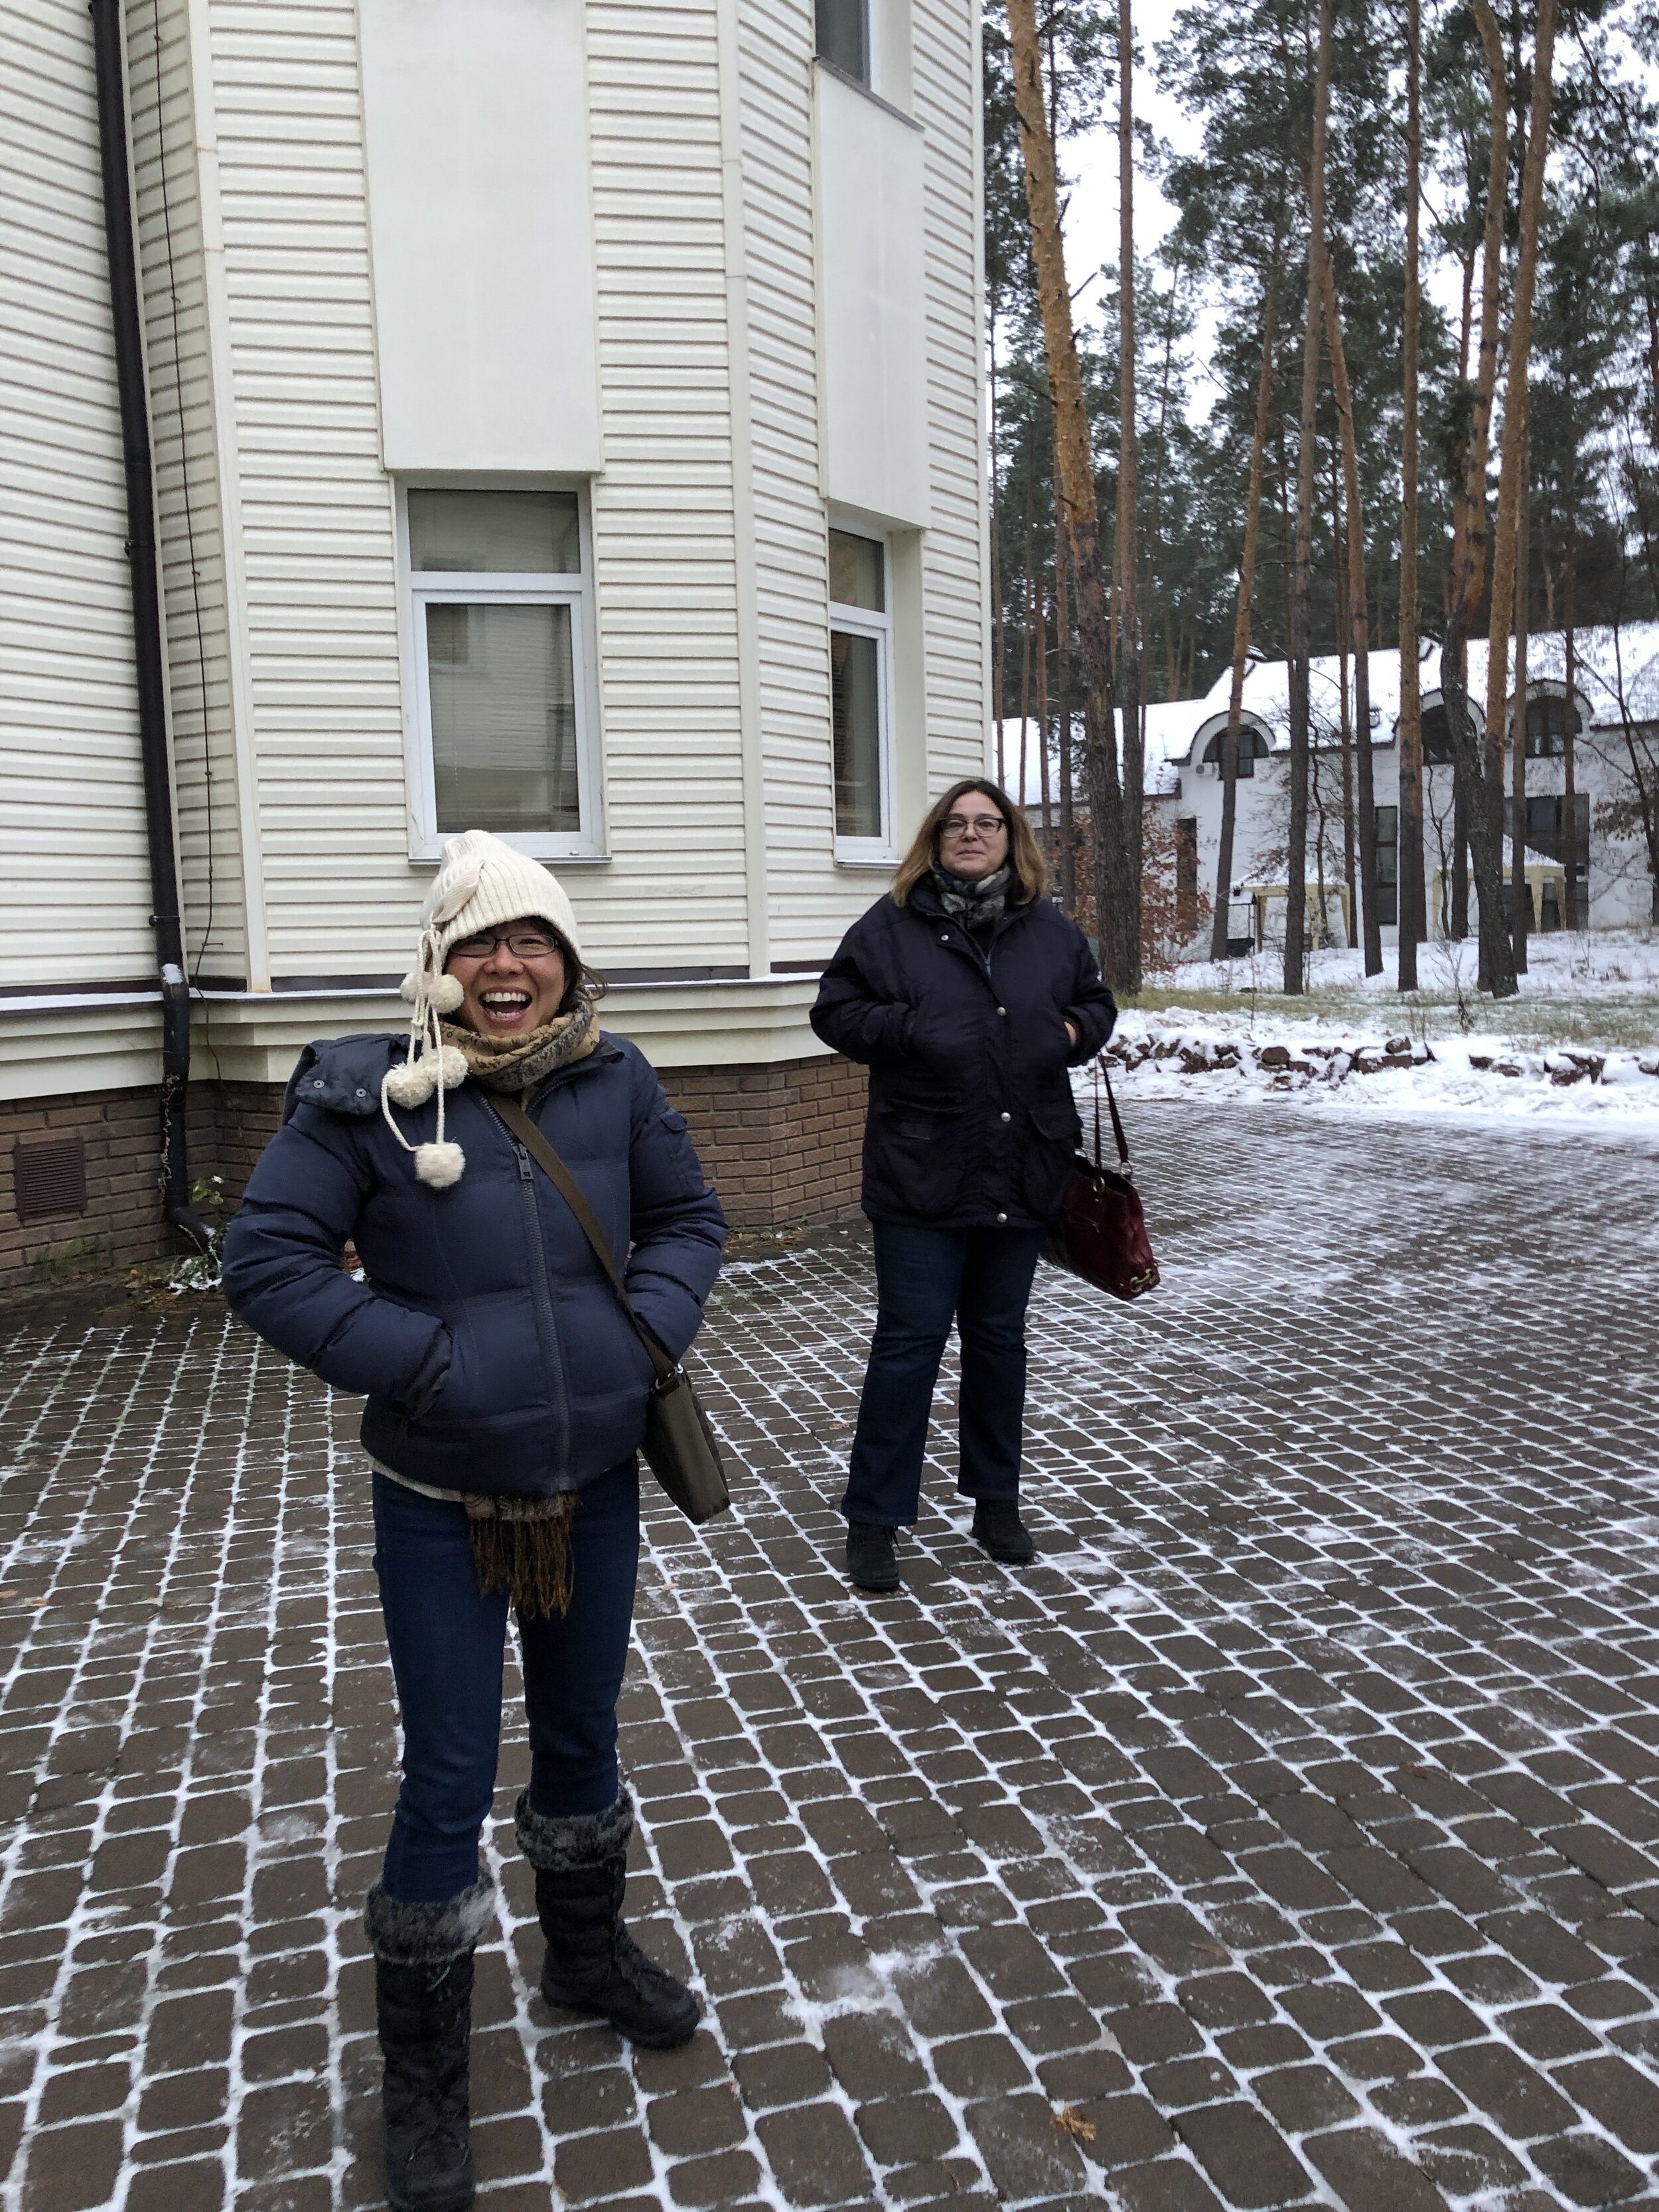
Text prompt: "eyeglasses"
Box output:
[[448, 931, 565, 962], [940, 813, 1007, 840]]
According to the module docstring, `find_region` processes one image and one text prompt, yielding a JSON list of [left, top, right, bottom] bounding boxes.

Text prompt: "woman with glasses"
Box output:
[[812, 779, 1116, 1593], [222, 830, 726, 2212]]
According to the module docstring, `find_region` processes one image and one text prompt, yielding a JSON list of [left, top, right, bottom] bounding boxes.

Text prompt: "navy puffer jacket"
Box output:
[[220, 1033, 727, 1498], [811, 880, 1117, 1228]]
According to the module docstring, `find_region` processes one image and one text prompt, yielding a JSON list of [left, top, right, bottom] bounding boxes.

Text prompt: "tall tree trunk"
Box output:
[[1565, 514, 1579, 928], [1285, 0, 1334, 995], [1511, 423, 1530, 972], [1398, 0, 1425, 991], [1038, 579, 1053, 841], [1210, 261, 1281, 959], [1115, 0, 1143, 986], [990, 313, 1005, 788], [1055, 486, 1076, 910], [1333, 448, 1356, 938], [1484, 0, 1555, 988], [1441, 0, 1515, 997], [1005, 0, 1126, 976], [1321, 255, 1382, 973]]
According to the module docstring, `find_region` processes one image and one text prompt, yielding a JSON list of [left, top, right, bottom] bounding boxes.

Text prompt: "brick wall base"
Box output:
[[660, 1055, 866, 1229], [1, 1053, 865, 1290]]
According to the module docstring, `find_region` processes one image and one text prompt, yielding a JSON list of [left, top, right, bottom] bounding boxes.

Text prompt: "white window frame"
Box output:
[[829, 528, 896, 865], [397, 482, 605, 863]]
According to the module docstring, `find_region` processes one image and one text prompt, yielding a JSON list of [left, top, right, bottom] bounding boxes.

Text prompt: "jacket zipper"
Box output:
[[509, 1131, 572, 1478]]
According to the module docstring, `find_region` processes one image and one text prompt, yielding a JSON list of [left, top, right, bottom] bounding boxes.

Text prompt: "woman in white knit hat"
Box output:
[[222, 831, 727, 2212]]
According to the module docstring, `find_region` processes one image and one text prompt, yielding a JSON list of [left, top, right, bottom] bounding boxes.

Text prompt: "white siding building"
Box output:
[[0, 0, 989, 1285]]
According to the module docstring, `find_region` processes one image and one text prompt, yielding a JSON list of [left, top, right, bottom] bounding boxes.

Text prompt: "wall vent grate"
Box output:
[[14, 1138, 90, 1225]]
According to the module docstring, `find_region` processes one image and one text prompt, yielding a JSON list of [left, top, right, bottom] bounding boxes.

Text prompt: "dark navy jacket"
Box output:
[[811, 881, 1117, 1229], [220, 1033, 727, 1498]]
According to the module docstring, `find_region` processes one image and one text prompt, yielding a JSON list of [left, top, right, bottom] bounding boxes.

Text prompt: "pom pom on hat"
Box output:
[[429, 974, 465, 1014], [385, 1059, 437, 1108], [415, 1141, 467, 1189], [435, 1045, 469, 1088]]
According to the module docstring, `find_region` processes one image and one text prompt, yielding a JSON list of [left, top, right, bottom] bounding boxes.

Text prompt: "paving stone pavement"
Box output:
[[3, 1100, 1659, 2212]]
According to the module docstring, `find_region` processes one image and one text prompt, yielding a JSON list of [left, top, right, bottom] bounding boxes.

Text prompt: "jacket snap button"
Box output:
[[940, 932, 950, 942], [311, 1078, 324, 1088], [355, 1088, 367, 1098], [996, 1212, 1008, 1222], [997, 1006, 1007, 1016], [1001, 1111, 1011, 1122]]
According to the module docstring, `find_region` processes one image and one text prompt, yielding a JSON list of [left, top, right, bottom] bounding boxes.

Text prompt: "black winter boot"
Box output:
[[972, 1499, 1036, 1563], [516, 1789, 699, 2049], [366, 1875, 494, 2212], [846, 1521, 900, 1591]]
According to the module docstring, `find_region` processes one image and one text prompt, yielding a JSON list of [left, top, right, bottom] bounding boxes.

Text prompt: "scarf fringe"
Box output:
[[464, 1491, 578, 1619]]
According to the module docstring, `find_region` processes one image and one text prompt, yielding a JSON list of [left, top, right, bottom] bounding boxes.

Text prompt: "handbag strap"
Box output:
[[487, 1093, 675, 1383], [1094, 1057, 1131, 1173]]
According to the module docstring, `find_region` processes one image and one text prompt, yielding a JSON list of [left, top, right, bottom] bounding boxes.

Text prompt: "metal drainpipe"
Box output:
[[89, 0, 214, 1256]]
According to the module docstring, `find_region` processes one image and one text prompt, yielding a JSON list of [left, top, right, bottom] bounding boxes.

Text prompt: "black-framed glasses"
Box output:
[[448, 930, 565, 961], [940, 813, 1007, 840]]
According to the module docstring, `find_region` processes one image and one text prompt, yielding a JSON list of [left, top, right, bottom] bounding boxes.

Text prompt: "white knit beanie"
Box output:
[[380, 832, 583, 1189]]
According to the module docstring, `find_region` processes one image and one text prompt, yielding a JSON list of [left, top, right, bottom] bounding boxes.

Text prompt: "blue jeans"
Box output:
[[841, 1223, 1043, 1528], [371, 1459, 640, 1905]]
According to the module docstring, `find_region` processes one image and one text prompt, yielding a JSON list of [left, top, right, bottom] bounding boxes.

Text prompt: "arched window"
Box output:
[[1421, 702, 1473, 764], [1200, 727, 1271, 778], [1523, 693, 1581, 759]]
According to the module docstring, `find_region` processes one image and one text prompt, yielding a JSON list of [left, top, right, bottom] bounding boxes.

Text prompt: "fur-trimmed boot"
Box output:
[[516, 1788, 699, 2048], [365, 1874, 494, 2212]]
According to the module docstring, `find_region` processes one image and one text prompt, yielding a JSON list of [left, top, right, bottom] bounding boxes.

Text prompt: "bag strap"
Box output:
[[487, 1093, 676, 1383], [1094, 1056, 1131, 1174]]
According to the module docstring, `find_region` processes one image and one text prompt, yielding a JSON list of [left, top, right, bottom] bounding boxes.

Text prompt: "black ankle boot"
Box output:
[[846, 1521, 900, 1591], [366, 1876, 494, 2212], [972, 1498, 1035, 1563], [516, 1789, 699, 2049]]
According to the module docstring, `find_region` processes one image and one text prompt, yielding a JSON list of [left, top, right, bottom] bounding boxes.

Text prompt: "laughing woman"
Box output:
[[222, 831, 727, 2212]]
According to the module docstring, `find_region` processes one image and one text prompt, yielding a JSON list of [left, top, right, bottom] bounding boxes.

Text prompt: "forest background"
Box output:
[[989, 0, 1659, 996]]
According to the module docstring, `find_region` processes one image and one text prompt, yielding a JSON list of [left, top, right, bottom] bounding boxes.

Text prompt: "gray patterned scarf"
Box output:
[[931, 863, 1011, 932]]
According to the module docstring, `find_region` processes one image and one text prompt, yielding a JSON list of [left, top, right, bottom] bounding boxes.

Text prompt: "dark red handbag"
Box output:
[[1041, 1059, 1160, 1300]]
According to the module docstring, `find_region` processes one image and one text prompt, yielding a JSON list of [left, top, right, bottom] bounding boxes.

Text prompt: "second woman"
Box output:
[[811, 780, 1116, 1593]]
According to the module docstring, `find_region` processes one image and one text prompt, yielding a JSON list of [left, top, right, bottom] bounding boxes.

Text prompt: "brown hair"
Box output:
[[890, 778, 1046, 909]]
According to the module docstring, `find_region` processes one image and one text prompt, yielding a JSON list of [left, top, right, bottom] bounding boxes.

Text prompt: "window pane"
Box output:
[[427, 601, 580, 834], [409, 489, 581, 574], [815, 0, 868, 82], [831, 627, 883, 839], [828, 528, 885, 612]]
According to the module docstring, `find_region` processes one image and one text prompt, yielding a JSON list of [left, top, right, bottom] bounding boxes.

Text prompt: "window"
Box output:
[[816, 0, 869, 82], [829, 527, 893, 856], [402, 487, 599, 860], [1200, 727, 1269, 777], [1523, 693, 1581, 759], [1374, 805, 1398, 926], [1420, 702, 1473, 764]]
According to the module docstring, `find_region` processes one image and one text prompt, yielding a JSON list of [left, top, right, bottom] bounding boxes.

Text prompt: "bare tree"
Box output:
[[1285, 0, 1334, 995], [1397, 0, 1425, 991], [1005, 0, 1127, 978], [1484, 0, 1557, 980], [1439, 0, 1516, 998], [1116, 0, 1143, 987], [1210, 258, 1281, 960], [1511, 427, 1531, 972], [1321, 256, 1382, 973]]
